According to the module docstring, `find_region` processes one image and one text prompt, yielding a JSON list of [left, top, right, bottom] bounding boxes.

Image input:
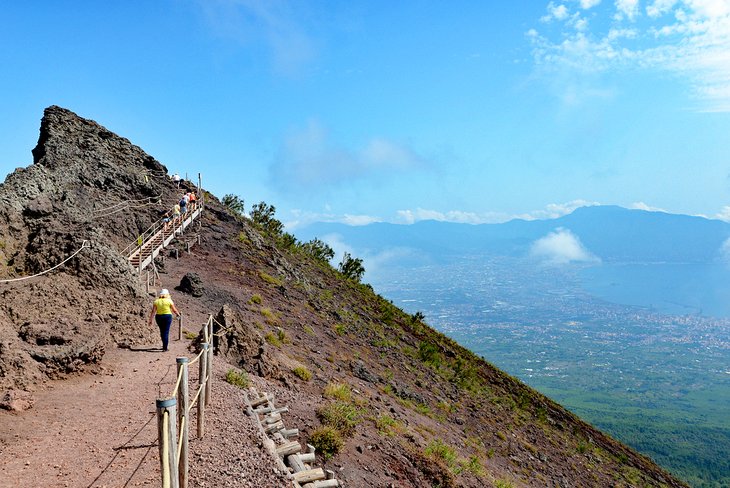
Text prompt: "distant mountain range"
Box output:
[[296, 205, 730, 264]]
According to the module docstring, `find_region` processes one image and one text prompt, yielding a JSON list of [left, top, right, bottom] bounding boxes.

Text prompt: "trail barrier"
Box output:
[[126, 200, 204, 274], [156, 315, 216, 488], [245, 388, 341, 487]]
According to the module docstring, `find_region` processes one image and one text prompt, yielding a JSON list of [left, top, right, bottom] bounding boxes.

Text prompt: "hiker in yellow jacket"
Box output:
[[148, 289, 180, 352]]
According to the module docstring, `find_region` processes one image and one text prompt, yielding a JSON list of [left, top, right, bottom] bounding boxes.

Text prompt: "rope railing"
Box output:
[[156, 314, 215, 488], [0, 240, 90, 284], [93, 193, 162, 215]]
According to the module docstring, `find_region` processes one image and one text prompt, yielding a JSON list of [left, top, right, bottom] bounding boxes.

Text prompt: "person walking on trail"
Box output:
[[179, 193, 189, 214], [172, 173, 181, 188], [148, 289, 180, 352]]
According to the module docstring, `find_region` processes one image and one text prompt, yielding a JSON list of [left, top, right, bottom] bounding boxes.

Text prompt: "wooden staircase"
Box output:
[[126, 202, 204, 273]]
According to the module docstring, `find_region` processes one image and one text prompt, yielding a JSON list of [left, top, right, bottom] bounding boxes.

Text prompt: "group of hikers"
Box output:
[[149, 181, 198, 351], [161, 190, 198, 231]]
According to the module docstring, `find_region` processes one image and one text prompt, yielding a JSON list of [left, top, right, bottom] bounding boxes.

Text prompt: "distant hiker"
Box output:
[[173, 203, 181, 218], [180, 193, 189, 214], [161, 210, 172, 230], [172, 173, 181, 188], [188, 191, 197, 210], [148, 288, 180, 352]]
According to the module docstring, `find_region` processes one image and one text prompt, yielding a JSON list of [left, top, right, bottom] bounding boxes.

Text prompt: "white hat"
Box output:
[[160, 289, 170, 296]]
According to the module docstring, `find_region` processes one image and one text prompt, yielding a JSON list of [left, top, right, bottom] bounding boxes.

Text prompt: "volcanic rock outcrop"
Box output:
[[0, 106, 186, 390]]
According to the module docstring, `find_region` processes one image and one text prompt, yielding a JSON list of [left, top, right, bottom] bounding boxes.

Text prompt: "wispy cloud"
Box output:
[[198, 0, 316, 76], [530, 228, 601, 264], [269, 119, 425, 193], [286, 200, 600, 228], [529, 0, 730, 110], [629, 201, 667, 212]]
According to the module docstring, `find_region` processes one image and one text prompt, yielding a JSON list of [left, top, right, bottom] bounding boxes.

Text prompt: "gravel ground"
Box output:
[[0, 337, 285, 488]]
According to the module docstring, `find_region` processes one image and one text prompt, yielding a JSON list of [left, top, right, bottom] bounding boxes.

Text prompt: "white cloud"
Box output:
[[530, 228, 601, 264], [269, 119, 425, 193], [341, 214, 381, 226], [615, 0, 640, 20], [714, 206, 730, 222], [647, 0, 679, 18], [288, 200, 600, 229], [629, 201, 667, 212], [580, 0, 602, 8], [531, 0, 730, 110], [395, 200, 600, 225], [720, 236, 730, 263], [542, 2, 571, 22]]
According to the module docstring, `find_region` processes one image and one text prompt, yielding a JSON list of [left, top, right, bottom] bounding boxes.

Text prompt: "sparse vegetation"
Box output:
[[375, 414, 403, 436], [292, 366, 312, 381], [260, 307, 280, 326], [249, 293, 262, 304], [317, 401, 362, 436], [250, 201, 284, 236], [337, 252, 365, 282], [183, 330, 198, 340], [324, 382, 351, 402], [222, 194, 244, 216], [264, 331, 283, 347], [224, 369, 249, 389], [309, 426, 344, 460], [425, 438, 460, 474], [301, 238, 335, 264], [258, 270, 284, 286], [495, 480, 514, 488], [303, 325, 314, 335]]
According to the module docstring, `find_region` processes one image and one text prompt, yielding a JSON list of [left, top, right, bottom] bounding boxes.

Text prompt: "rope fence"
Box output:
[[0, 240, 90, 284], [156, 314, 216, 488], [93, 194, 163, 218]]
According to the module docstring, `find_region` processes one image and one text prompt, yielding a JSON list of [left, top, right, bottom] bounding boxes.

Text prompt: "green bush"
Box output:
[[222, 194, 244, 216], [309, 426, 343, 459], [265, 332, 282, 347], [338, 252, 365, 282], [249, 294, 262, 305], [292, 366, 312, 381], [317, 401, 362, 436], [301, 238, 335, 263], [418, 341, 442, 367], [425, 438, 458, 471], [224, 369, 249, 389], [323, 382, 351, 402], [375, 414, 403, 436]]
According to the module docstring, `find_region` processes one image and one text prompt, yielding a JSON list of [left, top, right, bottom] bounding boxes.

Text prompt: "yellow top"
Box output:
[[154, 297, 174, 315]]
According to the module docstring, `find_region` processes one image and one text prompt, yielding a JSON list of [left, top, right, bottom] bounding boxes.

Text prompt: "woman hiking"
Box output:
[[148, 288, 180, 352]]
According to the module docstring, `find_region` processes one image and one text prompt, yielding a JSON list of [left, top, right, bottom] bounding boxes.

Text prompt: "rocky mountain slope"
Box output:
[[0, 107, 688, 487]]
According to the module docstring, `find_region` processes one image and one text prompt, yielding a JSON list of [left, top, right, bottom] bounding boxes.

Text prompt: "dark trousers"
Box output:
[[155, 314, 173, 350]]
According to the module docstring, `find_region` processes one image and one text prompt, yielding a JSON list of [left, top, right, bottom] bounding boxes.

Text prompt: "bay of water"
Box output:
[[578, 262, 730, 318]]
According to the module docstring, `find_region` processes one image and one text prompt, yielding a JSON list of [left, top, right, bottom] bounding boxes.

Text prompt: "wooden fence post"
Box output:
[[205, 333, 213, 406], [197, 343, 208, 438], [156, 398, 179, 488], [178, 314, 183, 341], [176, 358, 189, 488]]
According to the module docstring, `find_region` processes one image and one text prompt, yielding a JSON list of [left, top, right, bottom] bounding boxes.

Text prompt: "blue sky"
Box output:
[[1, 1, 729, 228]]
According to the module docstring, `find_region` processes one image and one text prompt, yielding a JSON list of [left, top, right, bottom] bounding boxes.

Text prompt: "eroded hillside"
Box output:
[[0, 107, 687, 487]]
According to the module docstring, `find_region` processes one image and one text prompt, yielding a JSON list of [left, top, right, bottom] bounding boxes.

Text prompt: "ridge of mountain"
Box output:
[[296, 206, 730, 264], [0, 106, 687, 487]]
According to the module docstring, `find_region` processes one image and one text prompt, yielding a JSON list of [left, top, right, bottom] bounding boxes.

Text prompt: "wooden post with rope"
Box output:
[[156, 398, 179, 488], [176, 358, 190, 488], [197, 343, 208, 438], [205, 321, 213, 406]]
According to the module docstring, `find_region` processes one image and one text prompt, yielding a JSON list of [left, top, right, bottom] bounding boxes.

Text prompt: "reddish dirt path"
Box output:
[[0, 332, 280, 487]]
